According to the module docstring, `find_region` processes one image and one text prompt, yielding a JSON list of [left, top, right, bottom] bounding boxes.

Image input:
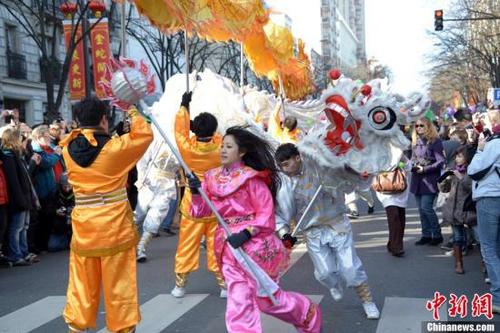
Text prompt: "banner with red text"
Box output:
[[63, 20, 86, 101], [89, 18, 111, 99]]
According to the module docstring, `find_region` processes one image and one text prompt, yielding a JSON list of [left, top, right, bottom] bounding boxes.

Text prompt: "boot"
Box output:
[[453, 245, 464, 274], [214, 271, 227, 298], [171, 273, 188, 298], [355, 283, 380, 319], [137, 231, 154, 263]]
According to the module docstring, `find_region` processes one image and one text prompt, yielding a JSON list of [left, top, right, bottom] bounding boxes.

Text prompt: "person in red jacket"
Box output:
[[0, 158, 9, 265]]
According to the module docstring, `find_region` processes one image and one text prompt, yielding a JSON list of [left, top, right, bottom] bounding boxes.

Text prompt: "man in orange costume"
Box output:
[[268, 102, 301, 143], [60, 98, 153, 333], [171, 92, 226, 298]]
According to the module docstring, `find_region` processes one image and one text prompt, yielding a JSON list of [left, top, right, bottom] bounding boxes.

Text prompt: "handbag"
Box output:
[[372, 167, 407, 194]]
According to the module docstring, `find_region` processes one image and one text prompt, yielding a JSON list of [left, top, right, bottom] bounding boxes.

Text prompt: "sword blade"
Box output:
[[291, 184, 323, 237]]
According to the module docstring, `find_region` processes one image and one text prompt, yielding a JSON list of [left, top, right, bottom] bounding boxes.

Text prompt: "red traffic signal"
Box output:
[[434, 10, 444, 31]]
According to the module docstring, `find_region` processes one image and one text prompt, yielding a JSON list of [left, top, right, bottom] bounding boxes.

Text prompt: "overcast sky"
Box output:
[[265, 0, 451, 95], [129, 0, 452, 95]]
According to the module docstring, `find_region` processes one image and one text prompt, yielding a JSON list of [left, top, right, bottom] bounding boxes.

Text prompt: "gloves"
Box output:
[[187, 174, 201, 194], [282, 233, 297, 249], [227, 229, 252, 249], [181, 92, 193, 109]]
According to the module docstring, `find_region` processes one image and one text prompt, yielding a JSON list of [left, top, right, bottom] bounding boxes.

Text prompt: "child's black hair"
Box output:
[[275, 143, 300, 163]]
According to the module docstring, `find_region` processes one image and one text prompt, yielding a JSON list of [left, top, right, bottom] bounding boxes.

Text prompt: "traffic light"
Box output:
[[434, 10, 444, 31]]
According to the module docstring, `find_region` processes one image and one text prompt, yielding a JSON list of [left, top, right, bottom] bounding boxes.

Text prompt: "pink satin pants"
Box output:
[[222, 261, 322, 333]]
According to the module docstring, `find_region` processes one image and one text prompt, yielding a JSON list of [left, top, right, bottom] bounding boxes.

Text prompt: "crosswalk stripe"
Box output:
[[0, 296, 66, 333], [261, 295, 323, 332], [376, 297, 448, 333], [96, 294, 209, 333]]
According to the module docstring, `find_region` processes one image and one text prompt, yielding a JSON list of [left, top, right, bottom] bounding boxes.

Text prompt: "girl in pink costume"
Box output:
[[188, 126, 322, 333]]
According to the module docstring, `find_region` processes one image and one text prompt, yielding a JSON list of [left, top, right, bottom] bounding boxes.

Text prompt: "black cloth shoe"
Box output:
[[0, 254, 12, 268], [162, 228, 176, 236], [368, 206, 374, 214], [429, 237, 444, 246], [348, 210, 359, 218], [392, 251, 405, 257], [13, 259, 31, 266], [415, 237, 432, 245]]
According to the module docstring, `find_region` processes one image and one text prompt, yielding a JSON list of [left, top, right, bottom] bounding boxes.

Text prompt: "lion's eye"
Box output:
[[367, 106, 396, 131]]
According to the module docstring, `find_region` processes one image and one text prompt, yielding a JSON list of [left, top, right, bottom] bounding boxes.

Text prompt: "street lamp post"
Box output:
[[80, 0, 92, 98], [121, 2, 127, 57]]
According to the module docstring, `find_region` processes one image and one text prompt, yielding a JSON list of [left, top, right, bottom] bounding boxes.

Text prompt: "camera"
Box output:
[[56, 207, 67, 216]]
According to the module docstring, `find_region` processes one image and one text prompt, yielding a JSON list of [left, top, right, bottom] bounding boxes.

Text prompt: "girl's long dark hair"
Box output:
[[225, 126, 281, 200]]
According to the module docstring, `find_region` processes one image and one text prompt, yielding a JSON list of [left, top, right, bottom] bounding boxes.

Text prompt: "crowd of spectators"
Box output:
[[0, 110, 74, 266], [369, 106, 499, 313]]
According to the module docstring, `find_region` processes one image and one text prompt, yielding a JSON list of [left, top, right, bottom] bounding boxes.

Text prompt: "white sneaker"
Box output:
[[136, 250, 147, 263], [330, 286, 344, 301], [171, 286, 186, 298], [362, 302, 380, 319], [219, 289, 227, 298], [444, 249, 454, 257], [485, 277, 491, 284]]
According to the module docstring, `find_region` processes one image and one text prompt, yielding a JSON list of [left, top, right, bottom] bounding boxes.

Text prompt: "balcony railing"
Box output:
[[39, 57, 62, 83], [7, 50, 27, 80]]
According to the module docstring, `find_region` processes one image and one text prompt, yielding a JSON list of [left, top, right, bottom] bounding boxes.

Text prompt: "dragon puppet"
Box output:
[[144, 68, 429, 193]]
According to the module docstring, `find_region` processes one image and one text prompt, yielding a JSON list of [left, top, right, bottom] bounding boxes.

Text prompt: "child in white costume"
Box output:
[[275, 143, 380, 319], [134, 136, 179, 262]]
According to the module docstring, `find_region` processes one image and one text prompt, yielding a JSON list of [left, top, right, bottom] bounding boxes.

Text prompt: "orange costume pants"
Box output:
[[63, 247, 140, 332], [174, 217, 218, 274]]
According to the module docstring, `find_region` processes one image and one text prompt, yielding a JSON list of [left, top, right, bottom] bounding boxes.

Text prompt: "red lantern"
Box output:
[[360, 84, 372, 96], [60, 2, 78, 19], [89, 0, 106, 18]]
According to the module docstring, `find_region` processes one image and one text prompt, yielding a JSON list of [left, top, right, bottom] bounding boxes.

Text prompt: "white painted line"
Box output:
[[0, 296, 66, 333], [376, 297, 448, 333], [97, 294, 209, 333], [261, 295, 323, 332]]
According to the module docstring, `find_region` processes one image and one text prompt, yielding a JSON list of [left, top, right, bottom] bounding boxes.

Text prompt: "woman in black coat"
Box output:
[[1, 128, 35, 266]]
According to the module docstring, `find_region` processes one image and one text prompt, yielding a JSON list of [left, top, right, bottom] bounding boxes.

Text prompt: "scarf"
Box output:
[[453, 163, 467, 174]]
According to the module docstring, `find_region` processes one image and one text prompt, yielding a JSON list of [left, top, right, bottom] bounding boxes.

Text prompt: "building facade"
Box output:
[[321, 0, 366, 72], [266, 0, 366, 92], [0, 2, 72, 126]]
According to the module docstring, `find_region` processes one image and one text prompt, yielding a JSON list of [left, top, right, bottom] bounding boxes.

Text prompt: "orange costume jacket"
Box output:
[[60, 112, 153, 257], [175, 106, 221, 223]]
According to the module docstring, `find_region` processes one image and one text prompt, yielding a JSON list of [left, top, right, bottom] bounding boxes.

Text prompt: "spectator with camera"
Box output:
[[411, 117, 445, 246], [49, 122, 63, 146], [438, 146, 476, 274], [48, 173, 74, 252], [30, 125, 64, 252], [468, 109, 500, 314]]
